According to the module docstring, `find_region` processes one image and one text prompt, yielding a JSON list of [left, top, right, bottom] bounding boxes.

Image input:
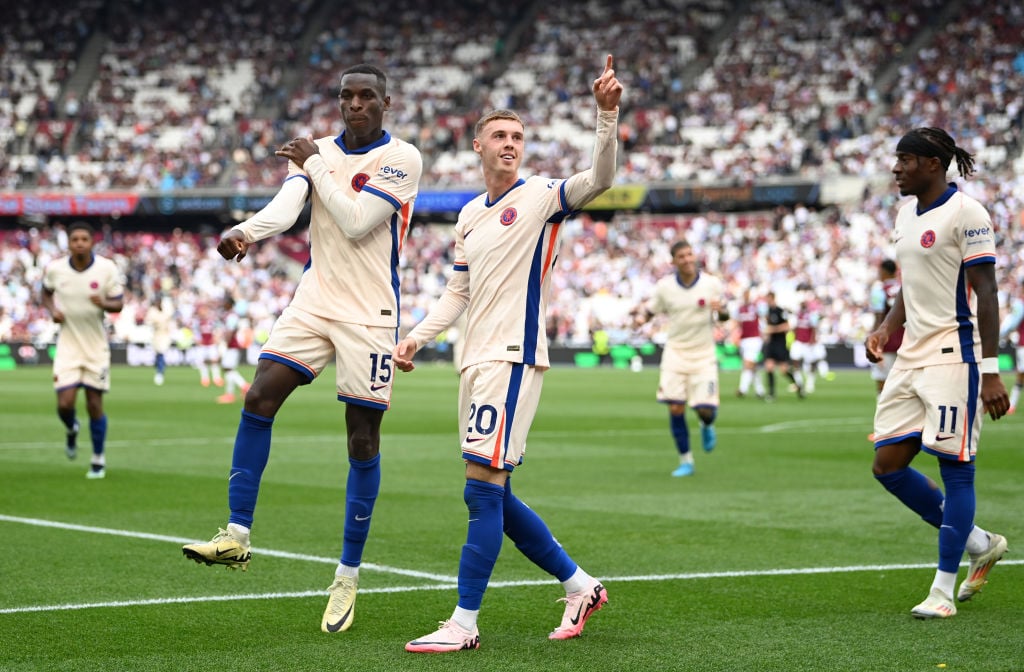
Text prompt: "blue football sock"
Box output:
[[670, 412, 690, 455], [155, 353, 166, 375], [937, 459, 976, 573], [340, 454, 381, 567], [457, 479, 505, 611], [58, 408, 76, 432], [875, 467, 944, 527], [503, 479, 576, 581], [227, 410, 274, 529], [89, 415, 107, 456]]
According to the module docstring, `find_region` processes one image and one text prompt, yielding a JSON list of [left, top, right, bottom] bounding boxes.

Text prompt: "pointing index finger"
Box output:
[[605, 54, 614, 73]]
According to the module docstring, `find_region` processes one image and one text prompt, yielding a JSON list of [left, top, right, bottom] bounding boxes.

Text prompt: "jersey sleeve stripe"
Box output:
[[963, 253, 995, 266], [362, 183, 402, 210]]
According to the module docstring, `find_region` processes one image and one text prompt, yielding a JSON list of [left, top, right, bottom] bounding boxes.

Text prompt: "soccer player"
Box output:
[[182, 64, 423, 635], [997, 277, 1024, 414], [635, 240, 728, 477], [41, 221, 125, 478], [865, 127, 1009, 619], [761, 291, 803, 400], [193, 301, 224, 388], [789, 298, 826, 394], [215, 296, 252, 404], [394, 54, 622, 653], [144, 295, 173, 386], [869, 259, 904, 395], [734, 288, 766, 398]]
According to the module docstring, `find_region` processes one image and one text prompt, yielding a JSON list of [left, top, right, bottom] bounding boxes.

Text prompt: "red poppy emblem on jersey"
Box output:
[[351, 173, 369, 191], [500, 207, 518, 226], [90, 281, 99, 289], [920, 230, 936, 248], [698, 298, 706, 307]]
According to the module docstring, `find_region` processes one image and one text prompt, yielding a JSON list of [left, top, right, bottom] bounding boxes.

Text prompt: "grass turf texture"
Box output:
[[1, 364, 1021, 672]]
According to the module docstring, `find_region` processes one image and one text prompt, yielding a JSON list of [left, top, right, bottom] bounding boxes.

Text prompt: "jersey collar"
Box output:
[[916, 183, 957, 216], [676, 271, 700, 289], [334, 130, 391, 155]]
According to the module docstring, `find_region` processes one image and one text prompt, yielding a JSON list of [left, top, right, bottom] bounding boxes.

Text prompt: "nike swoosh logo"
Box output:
[[570, 587, 603, 625], [355, 514, 371, 521], [325, 605, 354, 632], [229, 471, 242, 481], [935, 434, 956, 442], [370, 384, 388, 391], [466, 437, 487, 444], [215, 547, 239, 557]]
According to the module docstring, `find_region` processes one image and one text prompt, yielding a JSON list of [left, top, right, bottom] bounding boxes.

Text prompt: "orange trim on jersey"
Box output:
[[873, 428, 923, 443], [397, 201, 411, 255], [340, 392, 391, 410], [539, 222, 561, 284], [964, 252, 995, 263], [261, 349, 317, 377]]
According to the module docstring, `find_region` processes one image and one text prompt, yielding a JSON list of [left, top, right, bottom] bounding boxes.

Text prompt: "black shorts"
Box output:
[[763, 340, 790, 363]]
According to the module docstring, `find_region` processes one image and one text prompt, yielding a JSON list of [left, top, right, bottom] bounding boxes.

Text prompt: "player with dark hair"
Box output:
[[182, 63, 423, 634], [866, 127, 1009, 619], [41, 222, 125, 478], [761, 291, 803, 400], [635, 240, 729, 476], [395, 55, 622, 653]]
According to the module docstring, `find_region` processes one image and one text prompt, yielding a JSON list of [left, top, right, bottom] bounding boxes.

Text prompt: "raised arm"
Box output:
[[562, 54, 624, 209]]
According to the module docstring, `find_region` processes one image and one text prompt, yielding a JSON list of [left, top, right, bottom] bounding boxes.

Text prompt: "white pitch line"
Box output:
[[0, 514, 457, 582], [3, 560, 1022, 615], [1, 513, 1020, 616]]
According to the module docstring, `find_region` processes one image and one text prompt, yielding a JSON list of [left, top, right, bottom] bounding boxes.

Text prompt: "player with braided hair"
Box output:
[[866, 127, 1009, 619]]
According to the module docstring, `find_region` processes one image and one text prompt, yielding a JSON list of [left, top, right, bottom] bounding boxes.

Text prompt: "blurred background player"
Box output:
[[997, 277, 1024, 413], [733, 287, 766, 398], [761, 291, 803, 400], [635, 240, 728, 477], [193, 301, 224, 388], [145, 295, 173, 386], [789, 297, 827, 394], [869, 259, 904, 395], [40, 222, 125, 478], [216, 296, 252, 404]]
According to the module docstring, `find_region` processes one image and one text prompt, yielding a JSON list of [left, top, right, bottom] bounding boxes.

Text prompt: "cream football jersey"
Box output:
[[43, 254, 125, 365], [650, 272, 724, 373], [892, 185, 996, 369], [252, 131, 421, 328]]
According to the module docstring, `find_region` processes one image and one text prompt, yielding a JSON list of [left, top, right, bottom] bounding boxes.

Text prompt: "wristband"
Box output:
[[980, 357, 999, 374]]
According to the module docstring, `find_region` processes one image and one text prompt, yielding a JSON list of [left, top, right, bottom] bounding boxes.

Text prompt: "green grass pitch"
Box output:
[[1, 363, 1021, 671]]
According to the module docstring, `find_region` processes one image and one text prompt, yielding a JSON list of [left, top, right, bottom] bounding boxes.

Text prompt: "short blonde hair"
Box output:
[[474, 109, 524, 138]]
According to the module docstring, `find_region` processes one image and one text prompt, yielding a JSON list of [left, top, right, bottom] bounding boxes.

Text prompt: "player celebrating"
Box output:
[[41, 222, 125, 478], [395, 54, 622, 653], [182, 64, 423, 635], [866, 127, 1009, 619], [635, 240, 728, 477]]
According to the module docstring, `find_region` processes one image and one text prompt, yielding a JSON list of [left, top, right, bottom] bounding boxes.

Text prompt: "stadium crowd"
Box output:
[[2, 0, 1022, 191], [2, 0, 1024, 359]]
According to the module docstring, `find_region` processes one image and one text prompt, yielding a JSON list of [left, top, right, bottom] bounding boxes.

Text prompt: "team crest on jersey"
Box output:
[[500, 207, 517, 226], [351, 173, 370, 191], [90, 281, 99, 289], [920, 230, 936, 248]]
